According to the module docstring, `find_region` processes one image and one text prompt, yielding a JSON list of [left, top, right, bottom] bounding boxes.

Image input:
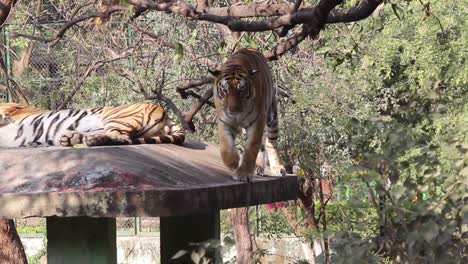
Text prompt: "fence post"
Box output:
[[2, 25, 12, 102], [255, 205, 260, 236], [134, 217, 141, 235]]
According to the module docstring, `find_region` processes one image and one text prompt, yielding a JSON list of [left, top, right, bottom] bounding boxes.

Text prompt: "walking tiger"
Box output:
[[209, 48, 286, 182]]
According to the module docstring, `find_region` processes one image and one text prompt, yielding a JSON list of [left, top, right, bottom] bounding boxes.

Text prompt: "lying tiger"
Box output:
[[210, 48, 286, 182], [0, 103, 185, 148]]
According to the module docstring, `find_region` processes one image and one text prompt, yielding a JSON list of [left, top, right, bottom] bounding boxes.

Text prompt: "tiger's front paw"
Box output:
[[233, 167, 254, 182], [84, 134, 111, 146], [256, 166, 265, 176], [232, 173, 253, 182], [60, 131, 83, 147], [272, 165, 287, 177]]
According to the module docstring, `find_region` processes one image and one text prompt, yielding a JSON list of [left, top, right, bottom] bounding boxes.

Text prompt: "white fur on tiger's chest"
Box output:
[[220, 106, 264, 131]]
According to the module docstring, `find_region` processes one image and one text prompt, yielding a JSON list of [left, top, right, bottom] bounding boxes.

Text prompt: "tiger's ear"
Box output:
[[250, 69, 259, 76], [208, 69, 221, 77]]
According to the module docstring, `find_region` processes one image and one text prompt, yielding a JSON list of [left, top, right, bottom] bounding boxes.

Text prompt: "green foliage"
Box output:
[[254, 206, 293, 237], [277, 0, 467, 262], [16, 225, 46, 235], [326, 201, 378, 237]]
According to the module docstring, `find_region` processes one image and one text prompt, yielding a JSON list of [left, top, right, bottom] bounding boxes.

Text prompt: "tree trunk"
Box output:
[[0, 0, 15, 27], [0, 219, 28, 264], [230, 208, 253, 264]]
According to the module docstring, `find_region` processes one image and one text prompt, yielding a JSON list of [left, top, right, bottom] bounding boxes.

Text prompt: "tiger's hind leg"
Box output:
[[265, 99, 286, 177], [255, 143, 266, 176]]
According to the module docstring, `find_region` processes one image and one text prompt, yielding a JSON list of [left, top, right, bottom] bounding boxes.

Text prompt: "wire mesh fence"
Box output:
[[16, 217, 161, 237], [15, 218, 46, 238], [1, 1, 196, 110]]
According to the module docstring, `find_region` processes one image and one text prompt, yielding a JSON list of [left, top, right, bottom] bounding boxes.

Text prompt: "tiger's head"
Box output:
[[210, 66, 258, 114], [0, 103, 45, 126]]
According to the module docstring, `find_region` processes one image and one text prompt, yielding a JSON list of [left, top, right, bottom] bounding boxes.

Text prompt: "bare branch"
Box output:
[[206, 0, 383, 23], [145, 92, 193, 132], [131, 22, 218, 68], [0, 0, 15, 28], [265, 0, 343, 60], [110, 66, 148, 97], [127, 0, 382, 33], [182, 87, 214, 132], [278, 0, 303, 37], [176, 77, 213, 97], [264, 25, 309, 60], [327, 0, 383, 23], [207, 4, 296, 18], [10, 5, 127, 46], [56, 48, 135, 110]]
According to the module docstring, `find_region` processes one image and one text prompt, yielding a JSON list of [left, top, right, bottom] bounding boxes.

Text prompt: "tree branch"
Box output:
[[206, 0, 383, 23], [125, 0, 385, 33], [176, 77, 213, 97], [56, 48, 134, 110], [131, 22, 218, 68], [145, 92, 193, 132], [10, 5, 127, 46], [327, 0, 383, 23], [0, 0, 15, 28], [264, 25, 309, 60], [278, 0, 303, 37], [182, 87, 214, 132], [110, 66, 148, 97]]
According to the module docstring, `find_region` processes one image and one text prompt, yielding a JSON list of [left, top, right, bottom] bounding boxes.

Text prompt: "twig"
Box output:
[[145, 92, 192, 132], [130, 22, 218, 68], [56, 49, 134, 110], [10, 5, 127, 46], [181, 87, 214, 132], [278, 0, 303, 37], [176, 77, 213, 96]]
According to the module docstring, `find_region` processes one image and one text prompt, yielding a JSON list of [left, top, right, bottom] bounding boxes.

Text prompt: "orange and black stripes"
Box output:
[[0, 103, 185, 148], [211, 48, 285, 181]]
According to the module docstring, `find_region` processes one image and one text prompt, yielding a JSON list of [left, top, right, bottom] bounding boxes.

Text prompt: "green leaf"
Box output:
[[191, 29, 198, 39], [244, 35, 257, 49], [174, 43, 184, 62]]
